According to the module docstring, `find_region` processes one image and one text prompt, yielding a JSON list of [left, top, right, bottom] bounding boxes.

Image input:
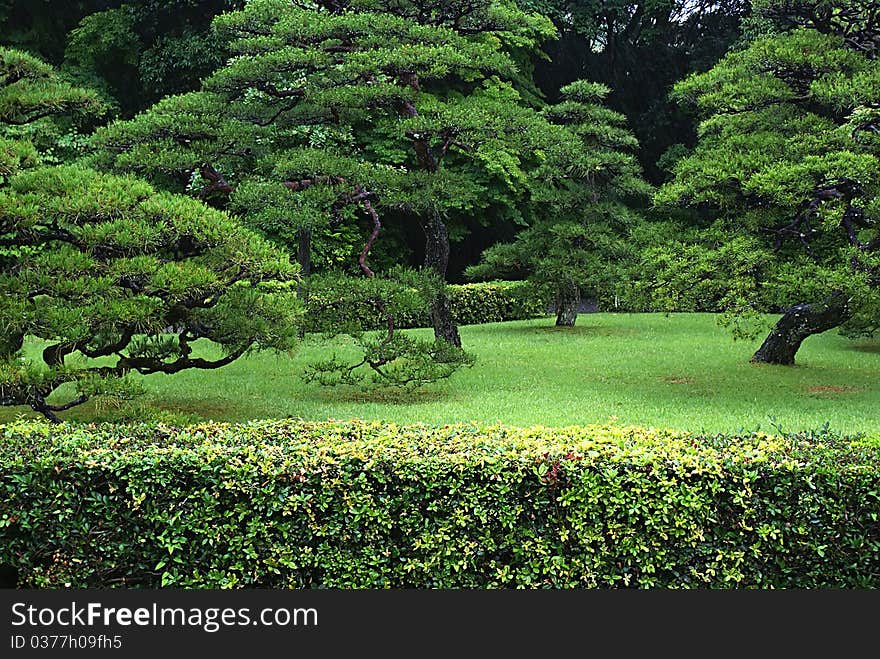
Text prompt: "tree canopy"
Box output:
[[0, 1, 244, 117], [0, 164, 301, 421], [0, 46, 105, 179], [90, 0, 576, 349]]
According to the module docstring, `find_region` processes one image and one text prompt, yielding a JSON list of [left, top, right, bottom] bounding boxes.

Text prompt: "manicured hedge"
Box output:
[[445, 280, 548, 325], [1, 420, 879, 588], [305, 279, 548, 332]]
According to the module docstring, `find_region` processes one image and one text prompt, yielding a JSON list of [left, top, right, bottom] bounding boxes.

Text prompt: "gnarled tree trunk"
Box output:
[[751, 293, 850, 365], [555, 281, 580, 327], [420, 208, 461, 347], [395, 72, 461, 347], [296, 227, 311, 338]]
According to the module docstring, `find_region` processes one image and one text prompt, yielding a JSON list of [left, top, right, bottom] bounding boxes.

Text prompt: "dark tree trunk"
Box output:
[[555, 281, 580, 327], [30, 397, 62, 424], [392, 72, 459, 345], [751, 293, 850, 365], [297, 227, 312, 279], [358, 199, 380, 277], [419, 208, 461, 347], [394, 73, 460, 347], [296, 227, 311, 339], [431, 291, 460, 347]]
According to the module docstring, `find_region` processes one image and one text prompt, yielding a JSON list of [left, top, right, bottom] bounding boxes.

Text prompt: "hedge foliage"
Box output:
[[2, 420, 879, 588], [305, 279, 548, 332]]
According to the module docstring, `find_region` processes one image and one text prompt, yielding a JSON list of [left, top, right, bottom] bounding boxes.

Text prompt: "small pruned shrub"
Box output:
[[446, 280, 548, 325], [1, 419, 879, 588]]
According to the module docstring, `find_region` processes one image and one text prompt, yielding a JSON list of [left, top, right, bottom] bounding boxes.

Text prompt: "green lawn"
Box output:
[[4, 312, 880, 435]]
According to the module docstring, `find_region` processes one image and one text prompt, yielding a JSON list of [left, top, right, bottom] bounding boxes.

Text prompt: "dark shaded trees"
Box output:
[[467, 80, 651, 326], [515, 0, 749, 181]]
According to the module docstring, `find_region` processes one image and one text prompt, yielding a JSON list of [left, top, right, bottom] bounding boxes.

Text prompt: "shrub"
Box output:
[[1, 420, 879, 588], [304, 279, 548, 332], [447, 280, 548, 325]]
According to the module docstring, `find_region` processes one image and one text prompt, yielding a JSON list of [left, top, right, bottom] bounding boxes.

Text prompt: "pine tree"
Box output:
[[92, 0, 558, 348], [657, 1, 880, 364], [467, 80, 651, 326], [0, 51, 300, 421], [0, 165, 301, 421], [1, 46, 104, 179]]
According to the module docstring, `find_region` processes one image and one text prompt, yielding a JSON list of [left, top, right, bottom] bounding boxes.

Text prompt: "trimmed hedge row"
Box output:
[[305, 279, 548, 331], [1, 420, 879, 588], [444, 280, 548, 325]]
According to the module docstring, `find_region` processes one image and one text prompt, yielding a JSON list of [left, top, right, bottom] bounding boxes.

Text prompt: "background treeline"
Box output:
[[0, 0, 749, 278]]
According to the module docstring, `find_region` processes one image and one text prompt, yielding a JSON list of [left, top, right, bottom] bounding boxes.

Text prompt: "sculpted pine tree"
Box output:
[[0, 166, 301, 421], [657, 1, 880, 365], [93, 0, 557, 348], [0, 52, 298, 422], [467, 80, 650, 326], [1, 47, 104, 359]]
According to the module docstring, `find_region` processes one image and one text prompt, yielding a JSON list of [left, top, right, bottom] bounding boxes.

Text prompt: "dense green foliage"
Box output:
[[515, 0, 748, 181], [2, 419, 878, 588], [89, 0, 591, 349], [0, 165, 301, 420], [655, 4, 880, 363], [0, 46, 105, 179], [87, 0, 559, 235], [467, 80, 650, 325], [0, 1, 243, 117], [3, 0, 880, 595], [0, 47, 103, 128], [0, 49, 303, 422]]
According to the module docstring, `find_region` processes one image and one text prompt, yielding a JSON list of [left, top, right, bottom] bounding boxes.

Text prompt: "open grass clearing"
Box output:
[[3, 313, 879, 435]]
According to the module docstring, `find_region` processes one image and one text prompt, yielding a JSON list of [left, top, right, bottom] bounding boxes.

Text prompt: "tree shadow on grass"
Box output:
[[151, 400, 238, 423], [308, 385, 451, 406], [802, 385, 866, 398], [504, 324, 637, 337], [847, 341, 880, 354]]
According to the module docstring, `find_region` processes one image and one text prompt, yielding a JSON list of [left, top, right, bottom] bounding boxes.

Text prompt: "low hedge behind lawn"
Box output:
[[1, 420, 879, 588], [305, 279, 548, 331], [444, 280, 548, 325]]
